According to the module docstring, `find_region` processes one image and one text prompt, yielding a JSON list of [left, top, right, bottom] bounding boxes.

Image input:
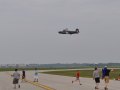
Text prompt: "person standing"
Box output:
[[21, 69, 26, 82], [102, 67, 107, 79], [93, 67, 100, 89], [72, 70, 82, 85], [12, 69, 20, 89], [102, 66, 112, 90], [33, 68, 39, 82]]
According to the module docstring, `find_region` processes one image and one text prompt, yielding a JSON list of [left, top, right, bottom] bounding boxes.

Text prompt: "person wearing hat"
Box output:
[[102, 66, 112, 90], [102, 66, 107, 79]]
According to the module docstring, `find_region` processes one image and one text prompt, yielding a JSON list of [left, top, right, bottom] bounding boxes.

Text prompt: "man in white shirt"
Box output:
[[93, 67, 100, 89], [12, 69, 20, 89]]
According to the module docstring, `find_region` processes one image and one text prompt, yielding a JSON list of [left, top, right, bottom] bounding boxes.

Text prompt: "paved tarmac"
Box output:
[[0, 71, 120, 90]]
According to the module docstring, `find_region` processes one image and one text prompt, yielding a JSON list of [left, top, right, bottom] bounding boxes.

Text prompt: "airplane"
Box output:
[[58, 28, 80, 35]]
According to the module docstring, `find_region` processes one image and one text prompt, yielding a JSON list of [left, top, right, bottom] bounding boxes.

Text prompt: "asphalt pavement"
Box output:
[[0, 71, 120, 90]]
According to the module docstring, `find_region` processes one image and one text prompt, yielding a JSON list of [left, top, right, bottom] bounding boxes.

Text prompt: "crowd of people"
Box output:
[[71, 66, 119, 90], [11, 68, 39, 89], [11, 66, 119, 90]]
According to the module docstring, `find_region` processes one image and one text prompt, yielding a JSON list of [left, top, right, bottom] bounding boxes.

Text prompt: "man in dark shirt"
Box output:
[[103, 66, 112, 90], [105, 69, 110, 76], [21, 69, 26, 82]]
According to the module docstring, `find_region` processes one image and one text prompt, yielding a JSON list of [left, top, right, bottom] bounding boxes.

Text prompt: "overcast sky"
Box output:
[[0, 0, 120, 64]]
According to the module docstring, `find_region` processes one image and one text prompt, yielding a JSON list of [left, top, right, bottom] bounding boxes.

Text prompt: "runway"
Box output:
[[0, 71, 120, 90]]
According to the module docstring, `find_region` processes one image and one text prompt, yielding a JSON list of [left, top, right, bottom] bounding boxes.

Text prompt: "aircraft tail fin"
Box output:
[[76, 28, 79, 33]]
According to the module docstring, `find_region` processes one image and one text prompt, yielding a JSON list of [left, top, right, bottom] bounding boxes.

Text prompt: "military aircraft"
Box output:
[[58, 28, 80, 35]]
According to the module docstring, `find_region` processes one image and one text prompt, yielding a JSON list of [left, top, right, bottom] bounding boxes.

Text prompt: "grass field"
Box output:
[[43, 69, 120, 79], [1, 67, 120, 79]]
